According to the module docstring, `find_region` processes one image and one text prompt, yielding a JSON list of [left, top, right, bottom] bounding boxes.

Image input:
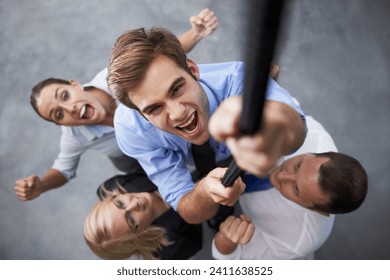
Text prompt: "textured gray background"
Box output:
[[0, 0, 389, 260]]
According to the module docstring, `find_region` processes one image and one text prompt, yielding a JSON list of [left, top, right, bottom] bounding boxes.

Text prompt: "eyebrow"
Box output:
[[295, 159, 303, 196], [111, 196, 137, 231], [54, 87, 60, 100], [48, 88, 61, 121], [140, 77, 185, 114], [111, 195, 122, 206]]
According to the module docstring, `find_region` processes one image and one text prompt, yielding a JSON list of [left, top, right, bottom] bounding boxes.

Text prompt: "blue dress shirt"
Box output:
[[114, 61, 305, 210]]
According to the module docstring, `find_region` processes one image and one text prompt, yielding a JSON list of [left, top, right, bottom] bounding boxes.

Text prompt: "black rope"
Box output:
[[222, 0, 286, 186]]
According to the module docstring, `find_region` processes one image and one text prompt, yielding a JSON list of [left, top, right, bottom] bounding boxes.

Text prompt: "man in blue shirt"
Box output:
[[107, 27, 307, 223]]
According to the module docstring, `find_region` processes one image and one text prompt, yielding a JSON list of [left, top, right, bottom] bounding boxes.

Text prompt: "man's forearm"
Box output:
[[265, 101, 306, 154], [281, 104, 306, 154], [177, 180, 219, 224]]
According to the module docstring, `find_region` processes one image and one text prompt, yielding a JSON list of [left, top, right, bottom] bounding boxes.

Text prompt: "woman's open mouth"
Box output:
[[80, 104, 95, 119]]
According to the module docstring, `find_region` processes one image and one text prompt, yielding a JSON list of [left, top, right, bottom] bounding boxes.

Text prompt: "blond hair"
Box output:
[[84, 193, 171, 260]]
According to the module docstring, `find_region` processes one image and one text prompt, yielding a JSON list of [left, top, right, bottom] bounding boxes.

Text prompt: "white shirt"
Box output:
[[212, 116, 337, 259]]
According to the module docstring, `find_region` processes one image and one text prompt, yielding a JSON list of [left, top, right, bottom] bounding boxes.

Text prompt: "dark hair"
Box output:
[[312, 152, 368, 214], [96, 173, 157, 200], [30, 78, 70, 121], [107, 27, 193, 110]]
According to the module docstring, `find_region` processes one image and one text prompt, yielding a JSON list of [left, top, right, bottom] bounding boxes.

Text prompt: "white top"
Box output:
[[212, 116, 337, 259]]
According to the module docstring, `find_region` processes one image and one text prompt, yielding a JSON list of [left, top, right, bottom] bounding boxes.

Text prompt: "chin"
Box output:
[[190, 134, 209, 145]]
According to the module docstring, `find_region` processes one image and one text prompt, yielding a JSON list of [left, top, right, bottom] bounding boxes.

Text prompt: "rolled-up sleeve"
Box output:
[[52, 128, 84, 180]]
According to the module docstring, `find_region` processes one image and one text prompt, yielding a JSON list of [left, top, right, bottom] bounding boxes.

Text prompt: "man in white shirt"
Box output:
[[209, 104, 368, 259]]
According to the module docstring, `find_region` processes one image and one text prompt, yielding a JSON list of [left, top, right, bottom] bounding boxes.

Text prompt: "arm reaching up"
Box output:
[[214, 214, 255, 255], [178, 8, 218, 53], [14, 168, 68, 201], [209, 96, 306, 177]]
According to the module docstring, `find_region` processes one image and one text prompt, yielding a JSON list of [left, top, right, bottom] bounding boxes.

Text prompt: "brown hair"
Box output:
[[312, 152, 368, 214], [30, 78, 70, 121], [107, 27, 192, 110]]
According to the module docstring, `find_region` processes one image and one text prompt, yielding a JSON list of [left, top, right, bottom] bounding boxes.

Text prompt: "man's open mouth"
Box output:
[[176, 111, 198, 134]]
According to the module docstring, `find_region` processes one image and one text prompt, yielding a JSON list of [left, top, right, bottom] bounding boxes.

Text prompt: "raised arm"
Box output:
[[14, 168, 68, 201], [178, 8, 218, 53], [209, 96, 306, 177], [214, 214, 255, 255]]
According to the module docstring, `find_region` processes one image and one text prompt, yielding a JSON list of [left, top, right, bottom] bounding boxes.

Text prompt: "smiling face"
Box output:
[[35, 80, 112, 126], [108, 192, 155, 239], [130, 55, 210, 145], [270, 153, 331, 210]]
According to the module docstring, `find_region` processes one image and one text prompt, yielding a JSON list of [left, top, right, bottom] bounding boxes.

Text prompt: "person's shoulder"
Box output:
[[58, 125, 84, 144], [83, 68, 109, 93], [114, 104, 158, 135], [198, 61, 245, 73], [90, 68, 108, 82], [114, 104, 138, 127], [303, 116, 338, 153], [60, 125, 76, 135], [198, 61, 245, 88], [115, 103, 136, 117]]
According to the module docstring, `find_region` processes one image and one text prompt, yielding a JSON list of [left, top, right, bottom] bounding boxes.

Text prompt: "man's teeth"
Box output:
[[80, 105, 86, 118], [178, 112, 195, 128]]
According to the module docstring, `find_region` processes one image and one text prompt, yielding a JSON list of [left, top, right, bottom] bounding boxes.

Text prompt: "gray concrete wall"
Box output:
[[0, 0, 389, 259]]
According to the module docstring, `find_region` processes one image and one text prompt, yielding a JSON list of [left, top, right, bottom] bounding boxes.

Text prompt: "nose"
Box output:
[[278, 171, 295, 184], [62, 103, 77, 115], [167, 101, 185, 121], [124, 196, 141, 212]]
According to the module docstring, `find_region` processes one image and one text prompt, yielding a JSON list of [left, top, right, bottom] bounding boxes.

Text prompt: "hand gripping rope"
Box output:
[[222, 0, 286, 186]]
